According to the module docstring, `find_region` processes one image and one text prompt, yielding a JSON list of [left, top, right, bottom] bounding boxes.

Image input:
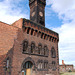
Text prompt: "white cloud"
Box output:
[[47, 0, 75, 66], [49, 0, 75, 23], [53, 22, 75, 65], [0, 0, 29, 24]]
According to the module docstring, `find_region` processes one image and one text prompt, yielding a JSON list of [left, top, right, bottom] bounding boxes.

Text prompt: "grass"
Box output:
[[60, 72, 75, 75]]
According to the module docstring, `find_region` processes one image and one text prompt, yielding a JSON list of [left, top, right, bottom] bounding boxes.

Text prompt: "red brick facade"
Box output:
[[59, 60, 74, 72], [0, 0, 59, 75], [59, 65, 74, 72], [0, 18, 59, 75]]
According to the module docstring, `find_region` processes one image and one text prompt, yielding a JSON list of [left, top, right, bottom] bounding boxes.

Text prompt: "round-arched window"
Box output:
[[31, 42, 35, 53], [23, 40, 28, 52], [51, 47, 56, 58], [23, 61, 33, 69], [44, 46, 47, 55], [38, 43, 42, 54]]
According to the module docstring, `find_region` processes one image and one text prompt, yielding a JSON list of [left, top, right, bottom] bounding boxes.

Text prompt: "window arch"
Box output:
[[44, 46, 47, 55], [31, 42, 35, 53], [51, 47, 56, 58], [52, 61, 56, 65], [22, 61, 33, 75], [3, 57, 11, 71], [21, 57, 35, 70], [37, 60, 43, 69], [52, 61, 56, 71], [6, 57, 10, 69], [23, 61, 33, 69], [23, 40, 28, 52], [44, 61, 48, 69], [38, 43, 42, 54]]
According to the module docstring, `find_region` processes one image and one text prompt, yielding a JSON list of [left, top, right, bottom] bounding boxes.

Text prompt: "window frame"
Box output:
[[23, 40, 28, 53], [51, 47, 56, 58], [31, 42, 35, 53]]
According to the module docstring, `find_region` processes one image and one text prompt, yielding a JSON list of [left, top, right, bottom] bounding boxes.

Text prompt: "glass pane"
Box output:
[[26, 62, 28, 68], [7, 60, 9, 68]]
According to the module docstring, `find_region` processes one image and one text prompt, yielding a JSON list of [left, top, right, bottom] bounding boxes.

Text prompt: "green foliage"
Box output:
[[68, 70, 72, 72], [60, 72, 75, 75]]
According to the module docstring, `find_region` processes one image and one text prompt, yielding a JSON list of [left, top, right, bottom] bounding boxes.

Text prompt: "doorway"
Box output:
[[22, 61, 33, 75]]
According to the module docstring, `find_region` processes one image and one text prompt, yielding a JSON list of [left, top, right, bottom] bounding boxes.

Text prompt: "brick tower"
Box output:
[[29, 0, 46, 26]]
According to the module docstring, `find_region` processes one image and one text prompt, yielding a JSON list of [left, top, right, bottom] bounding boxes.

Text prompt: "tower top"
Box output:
[[29, 0, 46, 26], [29, 0, 46, 6]]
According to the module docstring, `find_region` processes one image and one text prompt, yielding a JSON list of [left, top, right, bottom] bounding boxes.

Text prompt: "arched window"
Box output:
[[23, 61, 33, 69], [6, 58, 9, 69], [44, 61, 48, 69], [4, 57, 11, 70], [44, 46, 47, 55], [38, 62, 43, 69], [23, 41, 28, 52], [52, 61, 55, 65], [38, 43, 42, 54], [31, 42, 35, 53], [51, 47, 56, 58], [22, 61, 33, 75], [52, 61, 56, 71], [37, 60, 43, 69]]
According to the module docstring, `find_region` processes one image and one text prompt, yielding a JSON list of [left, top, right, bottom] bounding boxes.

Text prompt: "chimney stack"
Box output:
[[62, 60, 65, 65]]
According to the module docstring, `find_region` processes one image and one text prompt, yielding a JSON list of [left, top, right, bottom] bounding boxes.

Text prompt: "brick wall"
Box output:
[[0, 19, 59, 75], [0, 22, 18, 55], [59, 65, 74, 72], [11, 20, 59, 75]]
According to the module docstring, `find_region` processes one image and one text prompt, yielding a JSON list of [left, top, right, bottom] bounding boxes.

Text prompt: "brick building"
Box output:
[[59, 60, 74, 73], [0, 0, 59, 75]]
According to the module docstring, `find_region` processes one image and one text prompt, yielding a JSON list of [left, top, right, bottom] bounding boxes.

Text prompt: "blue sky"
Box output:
[[0, 0, 75, 67]]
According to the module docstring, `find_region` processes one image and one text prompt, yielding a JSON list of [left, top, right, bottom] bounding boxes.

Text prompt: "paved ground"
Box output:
[[60, 72, 75, 75]]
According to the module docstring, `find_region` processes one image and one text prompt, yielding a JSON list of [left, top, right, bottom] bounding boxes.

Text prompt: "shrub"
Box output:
[[68, 70, 72, 72]]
